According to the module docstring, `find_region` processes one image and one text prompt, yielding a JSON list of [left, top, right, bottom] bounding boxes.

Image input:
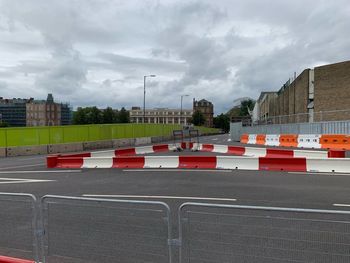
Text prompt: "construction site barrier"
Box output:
[[241, 133, 350, 150], [320, 134, 350, 150]]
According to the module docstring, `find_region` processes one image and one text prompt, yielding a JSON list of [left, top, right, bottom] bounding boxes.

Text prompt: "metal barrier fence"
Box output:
[[230, 120, 350, 141], [179, 202, 350, 263], [41, 195, 172, 263], [0, 193, 39, 262], [3, 193, 350, 263]]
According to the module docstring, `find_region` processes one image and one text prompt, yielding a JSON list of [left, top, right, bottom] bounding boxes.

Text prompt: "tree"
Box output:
[[239, 99, 255, 117], [191, 110, 206, 126], [118, 107, 130, 123], [72, 107, 87, 124], [102, 107, 115, 124], [0, 121, 9, 128], [88, 107, 103, 124], [213, 113, 230, 132]]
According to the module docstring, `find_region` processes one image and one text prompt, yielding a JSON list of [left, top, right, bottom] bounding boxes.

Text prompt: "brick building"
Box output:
[[193, 98, 214, 127], [254, 60, 350, 124]]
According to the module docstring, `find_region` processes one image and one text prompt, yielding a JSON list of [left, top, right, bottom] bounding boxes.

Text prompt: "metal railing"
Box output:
[[2, 193, 350, 263], [256, 109, 350, 126], [178, 202, 350, 263], [0, 193, 40, 262]]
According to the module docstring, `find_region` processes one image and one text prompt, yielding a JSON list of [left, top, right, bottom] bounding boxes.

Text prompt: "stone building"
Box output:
[[129, 107, 193, 125], [255, 60, 350, 124], [193, 98, 214, 127]]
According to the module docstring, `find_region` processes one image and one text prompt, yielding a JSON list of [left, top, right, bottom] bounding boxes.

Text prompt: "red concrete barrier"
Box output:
[[328, 150, 346, 158], [115, 148, 136, 156], [227, 146, 245, 156], [259, 157, 307, 172], [266, 149, 294, 158], [0, 256, 35, 263], [112, 156, 145, 168], [55, 157, 84, 168], [153, 144, 170, 153], [201, 144, 215, 152], [179, 156, 217, 169]]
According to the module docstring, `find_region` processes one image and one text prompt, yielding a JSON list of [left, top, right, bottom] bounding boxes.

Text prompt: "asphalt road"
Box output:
[[1, 134, 350, 262]]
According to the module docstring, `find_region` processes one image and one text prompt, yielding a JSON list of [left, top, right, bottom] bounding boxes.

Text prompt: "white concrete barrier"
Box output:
[[216, 156, 259, 170], [82, 157, 113, 168], [294, 149, 328, 159], [144, 156, 179, 168], [297, 134, 322, 149], [306, 159, 350, 173], [91, 150, 115, 158], [213, 144, 229, 153], [244, 147, 267, 157], [135, 146, 154, 155], [265, 134, 280, 146]]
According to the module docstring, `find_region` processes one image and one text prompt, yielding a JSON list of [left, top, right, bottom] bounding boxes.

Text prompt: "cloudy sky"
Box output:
[[0, 0, 349, 113]]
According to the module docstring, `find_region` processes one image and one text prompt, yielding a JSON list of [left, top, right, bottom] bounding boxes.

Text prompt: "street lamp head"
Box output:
[[150, 75, 156, 77]]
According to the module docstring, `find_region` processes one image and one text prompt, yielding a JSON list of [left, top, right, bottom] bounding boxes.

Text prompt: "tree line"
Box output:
[[72, 106, 130, 125]]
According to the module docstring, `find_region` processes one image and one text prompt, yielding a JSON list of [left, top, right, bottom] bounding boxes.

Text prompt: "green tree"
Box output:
[[213, 113, 230, 132], [0, 121, 9, 128], [239, 99, 255, 117], [102, 107, 115, 124], [87, 106, 102, 124], [72, 107, 87, 124], [117, 107, 130, 123], [191, 110, 206, 126]]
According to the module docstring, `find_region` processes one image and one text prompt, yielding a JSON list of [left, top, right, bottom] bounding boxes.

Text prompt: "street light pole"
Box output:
[[180, 94, 189, 125], [143, 75, 156, 123]]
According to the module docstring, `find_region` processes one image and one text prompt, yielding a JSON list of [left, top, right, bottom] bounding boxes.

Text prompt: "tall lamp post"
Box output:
[[143, 75, 156, 123], [180, 94, 189, 125]]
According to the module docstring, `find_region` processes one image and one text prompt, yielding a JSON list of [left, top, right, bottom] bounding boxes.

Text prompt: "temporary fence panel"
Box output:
[[41, 195, 172, 263], [0, 193, 39, 262], [231, 120, 350, 140], [179, 202, 350, 263]]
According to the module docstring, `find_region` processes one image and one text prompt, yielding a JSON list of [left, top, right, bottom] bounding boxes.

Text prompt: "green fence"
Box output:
[[0, 124, 218, 147]]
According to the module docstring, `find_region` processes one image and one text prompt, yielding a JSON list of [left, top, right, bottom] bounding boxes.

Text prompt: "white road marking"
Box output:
[[0, 163, 44, 170], [333, 204, 350, 207], [212, 138, 218, 141], [288, 172, 350, 176], [0, 177, 55, 184], [0, 170, 82, 174], [83, 194, 237, 202]]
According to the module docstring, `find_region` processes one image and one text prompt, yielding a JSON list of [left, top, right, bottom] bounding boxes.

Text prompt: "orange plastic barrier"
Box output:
[[320, 135, 350, 150], [279, 134, 298, 147], [256, 134, 266, 145], [240, 134, 249, 144]]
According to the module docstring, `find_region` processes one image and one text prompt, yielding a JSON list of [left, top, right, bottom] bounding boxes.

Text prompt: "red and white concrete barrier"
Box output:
[[47, 154, 350, 173], [0, 256, 35, 263], [191, 143, 345, 159]]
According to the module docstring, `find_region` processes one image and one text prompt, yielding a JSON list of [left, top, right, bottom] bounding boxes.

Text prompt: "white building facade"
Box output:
[[130, 107, 193, 125]]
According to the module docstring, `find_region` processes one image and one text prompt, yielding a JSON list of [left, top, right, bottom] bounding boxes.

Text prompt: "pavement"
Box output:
[[1, 134, 350, 262]]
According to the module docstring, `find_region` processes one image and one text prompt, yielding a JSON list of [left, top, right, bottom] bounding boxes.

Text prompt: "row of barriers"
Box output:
[[2, 192, 350, 262], [241, 134, 350, 149]]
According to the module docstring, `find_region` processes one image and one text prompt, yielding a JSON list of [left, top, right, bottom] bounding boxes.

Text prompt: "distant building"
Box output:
[[0, 98, 29, 126], [129, 107, 193, 125], [193, 98, 214, 127], [0, 94, 72, 127]]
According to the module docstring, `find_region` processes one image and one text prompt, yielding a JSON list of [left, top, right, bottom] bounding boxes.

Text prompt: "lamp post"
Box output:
[[180, 94, 189, 125], [143, 75, 156, 123]]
